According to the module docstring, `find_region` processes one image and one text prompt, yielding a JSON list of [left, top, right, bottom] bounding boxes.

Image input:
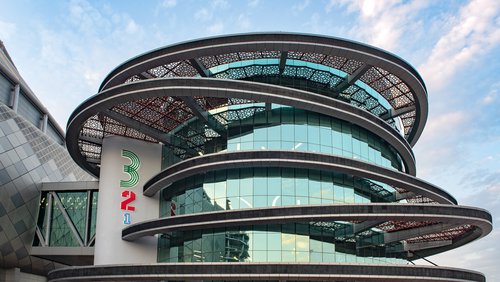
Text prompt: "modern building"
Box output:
[[0, 40, 93, 281], [0, 33, 493, 281]]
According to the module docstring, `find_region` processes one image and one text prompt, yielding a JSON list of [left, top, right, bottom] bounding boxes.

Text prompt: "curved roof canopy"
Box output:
[[68, 33, 428, 177]]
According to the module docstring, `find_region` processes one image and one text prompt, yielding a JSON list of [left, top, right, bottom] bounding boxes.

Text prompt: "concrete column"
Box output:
[[9, 84, 19, 112], [94, 136, 162, 265], [40, 114, 48, 132]]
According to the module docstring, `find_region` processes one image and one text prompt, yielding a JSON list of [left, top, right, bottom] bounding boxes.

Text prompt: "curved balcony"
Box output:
[[60, 33, 491, 282]]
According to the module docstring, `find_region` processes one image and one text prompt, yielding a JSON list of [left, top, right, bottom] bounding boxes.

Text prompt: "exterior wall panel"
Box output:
[[0, 104, 92, 275], [0, 73, 11, 105], [17, 92, 41, 128]]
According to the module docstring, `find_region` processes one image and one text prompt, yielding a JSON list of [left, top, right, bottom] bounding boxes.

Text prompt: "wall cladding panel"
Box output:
[[0, 104, 93, 275]]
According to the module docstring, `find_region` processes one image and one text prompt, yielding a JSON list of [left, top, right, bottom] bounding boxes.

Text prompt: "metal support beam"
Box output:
[[395, 191, 415, 201], [44, 192, 52, 246], [138, 71, 154, 79], [9, 84, 19, 112], [86, 158, 101, 164], [103, 109, 173, 144], [265, 102, 272, 111], [404, 240, 452, 252], [189, 58, 212, 77], [176, 96, 226, 136], [384, 222, 460, 244], [41, 181, 99, 191], [88, 234, 95, 246], [333, 63, 371, 94], [84, 190, 91, 246], [52, 192, 85, 247], [35, 226, 46, 247], [407, 250, 439, 266], [177, 96, 208, 123], [103, 109, 199, 156], [353, 220, 385, 234], [79, 133, 103, 145], [279, 51, 288, 74], [347, 63, 372, 84], [381, 105, 416, 120]]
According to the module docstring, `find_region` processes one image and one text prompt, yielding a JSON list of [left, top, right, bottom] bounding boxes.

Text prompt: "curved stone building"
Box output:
[[43, 33, 491, 281]]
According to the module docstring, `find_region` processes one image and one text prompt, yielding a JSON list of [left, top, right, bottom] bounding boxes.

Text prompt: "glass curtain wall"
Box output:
[[163, 105, 404, 172], [161, 167, 395, 216], [35, 191, 98, 247], [158, 105, 405, 264], [158, 223, 404, 264]]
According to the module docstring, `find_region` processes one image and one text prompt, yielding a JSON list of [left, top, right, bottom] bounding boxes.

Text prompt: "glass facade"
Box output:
[[161, 168, 395, 217], [158, 223, 403, 264], [35, 191, 98, 247], [163, 105, 404, 172], [158, 104, 404, 265]]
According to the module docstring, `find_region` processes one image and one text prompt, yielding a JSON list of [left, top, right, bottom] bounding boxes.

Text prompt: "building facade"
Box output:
[[0, 34, 493, 281], [0, 40, 93, 281]]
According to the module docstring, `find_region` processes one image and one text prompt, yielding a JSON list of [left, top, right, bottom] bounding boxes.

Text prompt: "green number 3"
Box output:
[[120, 150, 140, 188]]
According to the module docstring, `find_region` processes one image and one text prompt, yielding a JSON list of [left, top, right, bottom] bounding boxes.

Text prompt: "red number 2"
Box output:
[[121, 190, 136, 211]]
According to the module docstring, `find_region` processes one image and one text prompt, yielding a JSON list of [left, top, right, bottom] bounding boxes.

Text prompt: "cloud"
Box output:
[[482, 94, 496, 104], [194, 0, 230, 24], [427, 178, 500, 280], [458, 167, 500, 196], [0, 20, 16, 40], [22, 0, 154, 126], [68, 0, 109, 35], [428, 229, 500, 281], [326, 0, 429, 51], [237, 14, 252, 30], [293, 0, 311, 12], [419, 0, 500, 90], [195, 8, 212, 22], [413, 111, 470, 178], [303, 13, 324, 34], [481, 82, 500, 105], [248, 0, 260, 8], [192, 0, 234, 38], [211, 0, 229, 9], [161, 0, 177, 8], [421, 111, 468, 140], [83, 69, 102, 89], [207, 22, 224, 34]]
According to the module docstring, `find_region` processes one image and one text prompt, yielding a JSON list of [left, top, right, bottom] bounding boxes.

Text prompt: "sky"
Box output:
[[1, 0, 499, 279]]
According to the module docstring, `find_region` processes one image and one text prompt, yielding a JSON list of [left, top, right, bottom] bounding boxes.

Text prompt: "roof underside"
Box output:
[[74, 34, 428, 176], [119, 50, 418, 138]]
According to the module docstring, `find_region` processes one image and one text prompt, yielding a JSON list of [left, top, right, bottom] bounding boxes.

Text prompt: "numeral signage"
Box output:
[[120, 149, 140, 224]]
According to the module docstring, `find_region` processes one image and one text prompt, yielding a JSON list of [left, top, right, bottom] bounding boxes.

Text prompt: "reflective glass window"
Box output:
[[163, 168, 397, 217], [158, 223, 405, 265]]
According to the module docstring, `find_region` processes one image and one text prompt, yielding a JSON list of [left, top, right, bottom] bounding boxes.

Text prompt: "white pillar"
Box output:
[[94, 136, 162, 265]]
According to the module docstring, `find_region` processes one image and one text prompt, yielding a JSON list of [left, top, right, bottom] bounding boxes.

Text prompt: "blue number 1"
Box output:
[[123, 213, 131, 224]]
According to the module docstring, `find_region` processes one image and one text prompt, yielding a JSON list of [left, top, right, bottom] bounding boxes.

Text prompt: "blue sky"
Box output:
[[1, 0, 499, 279]]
